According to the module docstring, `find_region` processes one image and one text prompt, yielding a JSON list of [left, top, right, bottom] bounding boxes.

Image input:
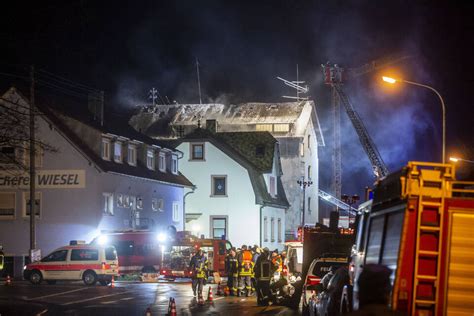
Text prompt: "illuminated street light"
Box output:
[[297, 178, 313, 227], [382, 76, 446, 163], [450, 157, 474, 164]]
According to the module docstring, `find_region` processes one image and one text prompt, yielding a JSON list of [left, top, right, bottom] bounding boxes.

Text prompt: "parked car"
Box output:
[[23, 241, 119, 285]]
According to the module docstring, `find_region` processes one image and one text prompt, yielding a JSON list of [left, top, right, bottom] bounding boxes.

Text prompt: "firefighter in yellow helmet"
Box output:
[[237, 245, 255, 297]]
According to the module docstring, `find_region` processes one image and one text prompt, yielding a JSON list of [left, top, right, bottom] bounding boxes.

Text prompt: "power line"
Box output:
[[37, 68, 99, 92]]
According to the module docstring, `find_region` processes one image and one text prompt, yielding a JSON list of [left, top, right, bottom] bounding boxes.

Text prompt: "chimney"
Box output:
[[205, 119, 218, 133]]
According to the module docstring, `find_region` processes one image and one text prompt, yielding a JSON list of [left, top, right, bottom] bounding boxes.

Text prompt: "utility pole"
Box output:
[[196, 58, 202, 104], [29, 65, 36, 253]]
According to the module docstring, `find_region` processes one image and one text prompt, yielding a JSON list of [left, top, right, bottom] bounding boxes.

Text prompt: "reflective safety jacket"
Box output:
[[239, 260, 255, 277], [190, 254, 208, 279], [226, 256, 239, 277], [0, 251, 4, 271]]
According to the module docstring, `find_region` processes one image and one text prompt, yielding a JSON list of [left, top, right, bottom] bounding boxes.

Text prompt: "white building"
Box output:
[[173, 124, 289, 250], [130, 101, 324, 239]]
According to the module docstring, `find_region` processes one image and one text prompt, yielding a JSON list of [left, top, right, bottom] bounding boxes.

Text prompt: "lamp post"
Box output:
[[341, 194, 360, 228], [382, 76, 446, 163], [297, 178, 313, 228]]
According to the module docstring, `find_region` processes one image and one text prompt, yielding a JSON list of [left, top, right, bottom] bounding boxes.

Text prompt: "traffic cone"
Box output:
[[5, 275, 12, 286], [207, 286, 213, 302], [216, 282, 223, 296], [109, 277, 115, 288], [169, 298, 177, 316], [144, 305, 152, 316]]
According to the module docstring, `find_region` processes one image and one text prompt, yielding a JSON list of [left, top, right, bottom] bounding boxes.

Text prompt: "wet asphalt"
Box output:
[[0, 279, 299, 316]]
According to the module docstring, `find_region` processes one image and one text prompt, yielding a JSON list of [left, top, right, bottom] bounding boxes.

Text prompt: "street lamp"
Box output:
[[382, 76, 446, 163], [450, 157, 474, 164], [297, 178, 313, 228], [341, 194, 360, 227]]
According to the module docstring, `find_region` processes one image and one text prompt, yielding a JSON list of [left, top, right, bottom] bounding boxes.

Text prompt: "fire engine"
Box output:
[[91, 230, 232, 277], [347, 161, 474, 315]]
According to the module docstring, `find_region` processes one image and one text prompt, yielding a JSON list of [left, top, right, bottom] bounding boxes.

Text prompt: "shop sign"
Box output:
[[0, 170, 86, 189]]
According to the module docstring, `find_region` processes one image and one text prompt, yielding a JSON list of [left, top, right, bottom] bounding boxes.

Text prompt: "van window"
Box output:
[[116, 241, 135, 256], [105, 247, 118, 261], [42, 250, 68, 262], [381, 211, 404, 271], [365, 215, 385, 264], [218, 242, 226, 255], [71, 249, 99, 261]]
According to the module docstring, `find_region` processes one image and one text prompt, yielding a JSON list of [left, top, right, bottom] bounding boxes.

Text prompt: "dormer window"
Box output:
[[171, 155, 178, 175], [114, 141, 122, 163], [146, 149, 154, 169], [127, 144, 137, 166], [159, 152, 166, 172], [101, 138, 111, 161]]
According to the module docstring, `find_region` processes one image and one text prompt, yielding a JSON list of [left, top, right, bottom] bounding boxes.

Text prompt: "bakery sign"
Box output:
[[0, 170, 85, 189]]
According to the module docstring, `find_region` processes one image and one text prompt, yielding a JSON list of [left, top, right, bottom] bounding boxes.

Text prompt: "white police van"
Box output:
[[23, 241, 119, 285]]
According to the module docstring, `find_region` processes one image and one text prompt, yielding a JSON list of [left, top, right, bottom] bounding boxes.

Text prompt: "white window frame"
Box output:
[[271, 217, 275, 242], [299, 142, 304, 157], [146, 149, 155, 170], [127, 144, 137, 166], [278, 218, 282, 242], [114, 141, 123, 163], [273, 123, 290, 133], [159, 152, 166, 172], [22, 191, 42, 219], [0, 192, 16, 220], [171, 155, 178, 175], [102, 138, 111, 161], [23, 143, 43, 168], [210, 216, 228, 239], [264, 216, 268, 242], [211, 175, 227, 197], [256, 124, 273, 132], [103, 192, 114, 215], [152, 198, 164, 212], [308, 165, 312, 180], [172, 201, 180, 222], [117, 193, 123, 207], [136, 196, 143, 210], [123, 195, 130, 208]]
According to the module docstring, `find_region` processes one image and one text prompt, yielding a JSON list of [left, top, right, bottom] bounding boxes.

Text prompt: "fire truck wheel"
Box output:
[[82, 270, 97, 286], [29, 270, 43, 285], [46, 280, 57, 285]]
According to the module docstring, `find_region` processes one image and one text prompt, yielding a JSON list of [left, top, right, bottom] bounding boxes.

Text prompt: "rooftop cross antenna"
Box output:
[[277, 65, 309, 101], [196, 58, 202, 104], [149, 87, 158, 106]]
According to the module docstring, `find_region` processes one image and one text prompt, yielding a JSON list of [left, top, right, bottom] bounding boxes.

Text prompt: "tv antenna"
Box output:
[[277, 64, 309, 101], [149, 88, 158, 106]]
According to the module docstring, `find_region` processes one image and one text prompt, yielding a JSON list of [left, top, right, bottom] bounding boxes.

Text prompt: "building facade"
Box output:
[[130, 101, 324, 239], [0, 88, 192, 275], [174, 126, 289, 250]]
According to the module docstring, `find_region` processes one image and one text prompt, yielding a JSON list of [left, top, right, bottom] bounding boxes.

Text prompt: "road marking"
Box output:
[[27, 287, 90, 301], [61, 290, 133, 306]]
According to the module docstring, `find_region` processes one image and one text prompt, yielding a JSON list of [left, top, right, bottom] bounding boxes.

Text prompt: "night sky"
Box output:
[[1, 1, 473, 202]]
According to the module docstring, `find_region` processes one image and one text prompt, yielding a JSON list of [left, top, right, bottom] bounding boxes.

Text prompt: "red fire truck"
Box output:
[[92, 230, 232, 277], [347, 161, 474, 315]]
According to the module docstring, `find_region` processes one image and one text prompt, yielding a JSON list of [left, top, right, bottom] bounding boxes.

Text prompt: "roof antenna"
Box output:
[[277, 64, 309, 101], [149, 88, 158, 106], [196, 57, 202, 104]]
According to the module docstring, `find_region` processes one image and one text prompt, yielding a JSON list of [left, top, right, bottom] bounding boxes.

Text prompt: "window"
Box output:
[[123, 195, 130, 208], [116, 240, 135, 256], [127, 145, 137, 166], [0, 146, 16, 164], [365, 215, 385, 264], [269, 176, 276, 196], [41, 250, 68, 262], [256, 124, 273, 132], [211, 176, 227, 196], [264, 216, 268, 242], [159, 152, 166, 172], [211, 217, 227, 239], [172, 202, 180, 222], [308, 197, 312, 214], [105, 247, 118, 260], [23, 192, 41, 218], [381, 211, 404, 271], [102, 138, 111, 160], [273, 123, 290, 133], [152, 198, 164, 212], [0, 192, 15, 219], [71, 249, 99, 261], [23, 144, 43, 167], [271, 217, 275, 242], [191, 143, 204, 160], [307, 134, 311, 149], [146, 149, 154, 169], [308, 165, 312, 180], [256, 144, 265, 157], [171, 155, 178, 174], [136, 197, 143, 209], [114, 141, 122, 163], [103, 193, 114, 215], [299, 142, 304, 157], [117, 193, 123, 208], [278, 218, 282, 242]]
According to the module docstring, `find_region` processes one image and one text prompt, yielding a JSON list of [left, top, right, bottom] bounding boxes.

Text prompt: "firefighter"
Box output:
[[226, 248, 239, 295], [237, 245, 254, 297], [254, 247, 272, 306], [189, 249, 208, 298]]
